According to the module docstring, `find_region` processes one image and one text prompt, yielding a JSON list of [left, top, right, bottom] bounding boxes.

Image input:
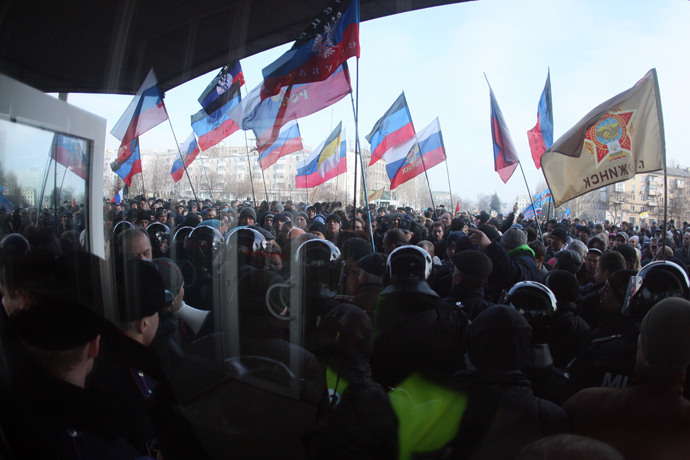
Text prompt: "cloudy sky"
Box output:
[[64, 0, 690, 208]]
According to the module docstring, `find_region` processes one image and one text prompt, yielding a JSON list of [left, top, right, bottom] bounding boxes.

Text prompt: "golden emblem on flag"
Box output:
[[584, 108, 635, 169]]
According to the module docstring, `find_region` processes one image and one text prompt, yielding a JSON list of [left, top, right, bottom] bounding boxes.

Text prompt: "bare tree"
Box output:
[[668, 178, 690, 223], [143, 153, 173, 198], [475, 193, 491, 213]]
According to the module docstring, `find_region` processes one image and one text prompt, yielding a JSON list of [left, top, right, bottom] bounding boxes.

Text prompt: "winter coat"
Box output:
[[443, 285, 496, 321], [371, 285, 468, 388], [548, 301, 591, 370], [91, 322, 209, 460], [448, 369, 569, 460], [307, 362, 398, 460], [485, 242, 537, 301], [565, 313, 639, 392], [564, 369, 690, 460], [5, 348, 149, 460]]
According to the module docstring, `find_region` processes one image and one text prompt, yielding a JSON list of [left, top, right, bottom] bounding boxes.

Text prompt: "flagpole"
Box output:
[[653, 68, 669, 260], [140, 161, 147, 199], [244, 148, 257, 205], [246, 130, 269, 203], [163, 120, 199, 207], [38, 137, 56, 223], [53, 142, 58, 218], [57, 166, 68, 207], [445, 160, 454, 213], [518, 160, 544, 242], [350, 92, 359, 214], [199, 154, 214, 200], [351, 59, 375, 250], [257, 155, 270, 203]]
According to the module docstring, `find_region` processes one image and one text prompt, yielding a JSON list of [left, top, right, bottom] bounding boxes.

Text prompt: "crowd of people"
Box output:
[[1, 195, 690, 460]]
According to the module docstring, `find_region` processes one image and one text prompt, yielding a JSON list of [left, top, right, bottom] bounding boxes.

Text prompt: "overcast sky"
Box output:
[[64, 0, 690, 207]]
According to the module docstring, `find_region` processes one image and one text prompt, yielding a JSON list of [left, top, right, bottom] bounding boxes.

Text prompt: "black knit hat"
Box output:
[[451, 250, 493, 279], [545, 270, 581, 304], [239, 207, 257, 221], [309, 221, 327, 236], [550, 227, 568, 244], [356, 253, 387, 277]]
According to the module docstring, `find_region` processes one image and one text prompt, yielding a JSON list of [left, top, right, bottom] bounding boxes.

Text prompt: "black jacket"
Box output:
[[548, 300, 591, 370], [449, 369, 569, 460], [91, 322, 210, 460], [485, 242, 538, 301], [307, 361, 398, 460], [6, 348, 145, 460], [565, 312, 639, 392], [443, 284, 496, 321], [371, 284, 468, 388]]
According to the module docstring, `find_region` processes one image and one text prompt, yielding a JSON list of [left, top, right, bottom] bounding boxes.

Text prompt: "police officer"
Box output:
[[567, 262, 690, 392], [371, 246, 468, 388]]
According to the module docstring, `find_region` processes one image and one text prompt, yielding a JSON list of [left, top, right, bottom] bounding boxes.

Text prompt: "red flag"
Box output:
[[455, 202, 460, 215]]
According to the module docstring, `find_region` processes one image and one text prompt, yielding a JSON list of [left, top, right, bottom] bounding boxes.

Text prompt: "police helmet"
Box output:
[[295, 239, 341, 288], [385, 245, 433, 283], [172, 226, 194, 245], [295, 239, 341, 270], [0, 233, 30, 254], [112, 220, 134, 240], [622, 260, 690, 323], [501, 281, 557, 343], [225, 227, 270, 268], [185, 226, 224, 265], [146, 222, 170, 249]]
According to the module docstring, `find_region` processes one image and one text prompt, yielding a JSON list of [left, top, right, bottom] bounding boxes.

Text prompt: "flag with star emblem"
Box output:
[[541, 69, 664, 207]]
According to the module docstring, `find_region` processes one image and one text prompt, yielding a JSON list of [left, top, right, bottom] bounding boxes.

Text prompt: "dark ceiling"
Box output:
[[0, 0, 473, 95]]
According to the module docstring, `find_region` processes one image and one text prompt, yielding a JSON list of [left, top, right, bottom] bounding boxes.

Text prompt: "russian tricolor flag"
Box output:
[[171, 133, 201, 183], [51, 134, 87, 180], [110, 69, 167, 186], [258, 120, 303, 170], [384, 118, 446, 190], [239, 65, 352, 153], [366, 92, 415, 165], [527, 70, 553, 169], [110, 69, 168, 143], [488, 81, 519, 183], [112, 188, 124, 204]]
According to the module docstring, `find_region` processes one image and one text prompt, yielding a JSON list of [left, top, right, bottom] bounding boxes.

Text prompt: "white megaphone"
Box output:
[[174, 302, 211, 335]]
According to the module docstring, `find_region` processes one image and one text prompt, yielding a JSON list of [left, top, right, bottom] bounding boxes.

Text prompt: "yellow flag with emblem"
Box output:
[[541, 69, 664, 207], [368, 187, 385, 202]]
